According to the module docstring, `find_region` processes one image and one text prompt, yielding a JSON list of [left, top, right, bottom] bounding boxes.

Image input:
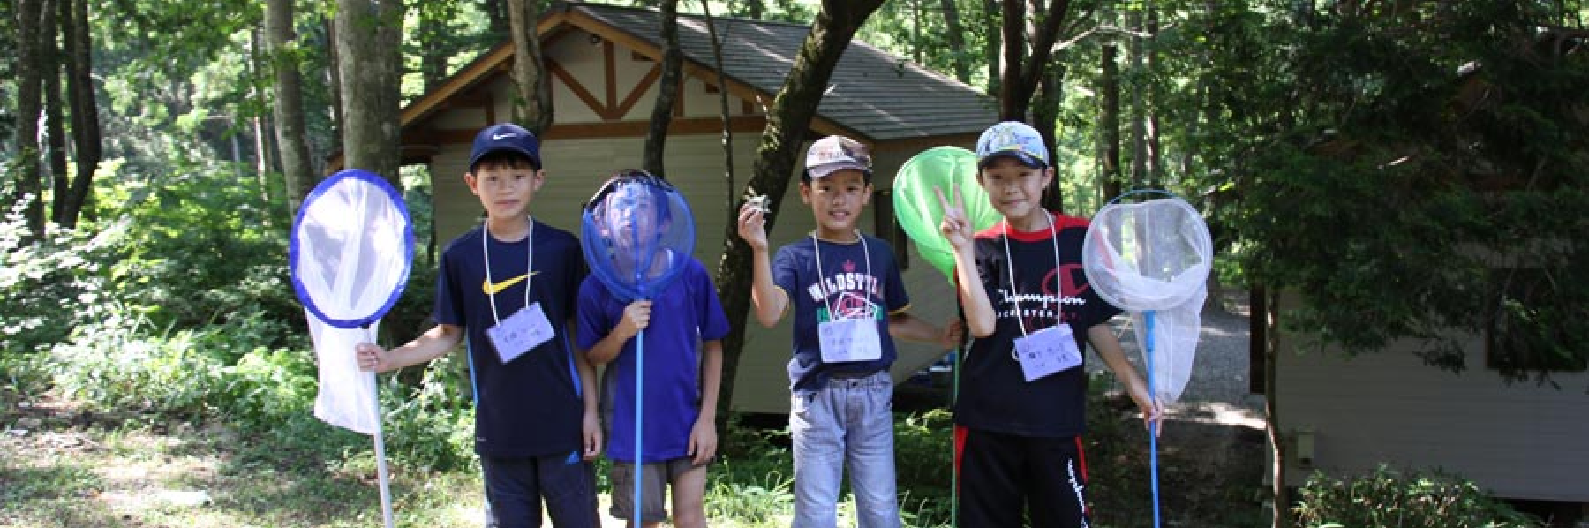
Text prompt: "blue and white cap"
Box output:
[[468, 123, 542, 172], [975, 121, 1049, 169]]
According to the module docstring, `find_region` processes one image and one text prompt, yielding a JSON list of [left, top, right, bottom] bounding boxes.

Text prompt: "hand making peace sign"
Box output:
[[935, 185, 972, 251]]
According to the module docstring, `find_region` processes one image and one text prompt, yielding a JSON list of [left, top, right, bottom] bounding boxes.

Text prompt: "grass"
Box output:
[[1, 382, 1267, 528]]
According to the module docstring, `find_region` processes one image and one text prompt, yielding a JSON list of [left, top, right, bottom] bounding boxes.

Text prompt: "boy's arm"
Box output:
[[572, 320, 602, 460], [737, 203, 788, 327], [584, 300, 649, 366], [690, 339, 723, 465], [356, 323, 463, 372], [937, 187, 996, 336], [887, 311, 958, 348], [1087, 323, 1164, 434]]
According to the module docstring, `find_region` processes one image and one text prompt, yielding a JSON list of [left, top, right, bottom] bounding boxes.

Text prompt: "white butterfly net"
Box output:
[[290, 171, 413, 435], [1082, 197, 1212, 404]]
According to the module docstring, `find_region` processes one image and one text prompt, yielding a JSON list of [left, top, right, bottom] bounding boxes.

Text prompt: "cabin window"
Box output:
[[1486, 267, 1586, 373]]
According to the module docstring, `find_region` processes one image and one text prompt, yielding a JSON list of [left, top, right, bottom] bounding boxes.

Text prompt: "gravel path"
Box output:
[[1088, 288, 1267, 414]]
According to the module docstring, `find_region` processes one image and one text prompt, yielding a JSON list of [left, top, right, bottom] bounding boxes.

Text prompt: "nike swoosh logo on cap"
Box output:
[[492, 133, 516, 140], [482, 272, 539, 294]]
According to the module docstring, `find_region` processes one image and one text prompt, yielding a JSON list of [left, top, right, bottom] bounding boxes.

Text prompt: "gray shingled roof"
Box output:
[[564, 2, 998, 142]]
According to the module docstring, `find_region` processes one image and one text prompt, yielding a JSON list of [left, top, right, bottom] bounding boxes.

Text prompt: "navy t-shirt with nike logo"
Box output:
[[434, 219, 588, 457]]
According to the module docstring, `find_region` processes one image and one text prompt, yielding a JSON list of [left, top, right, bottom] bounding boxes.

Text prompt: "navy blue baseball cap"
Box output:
[[468, 123, 542, 172]]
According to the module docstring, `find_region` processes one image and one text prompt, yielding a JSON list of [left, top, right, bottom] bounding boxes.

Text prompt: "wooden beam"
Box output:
[[604, 40, 617, 116], [398, 10, 573, 127], [613, 63, 662, 120], [548, 59, 608, 119], [565, 10, 867, 140], [425, 116, 767, 143]]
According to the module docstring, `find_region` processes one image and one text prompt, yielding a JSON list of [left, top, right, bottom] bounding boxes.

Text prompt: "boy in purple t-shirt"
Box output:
[[577, 171, 729, 528]]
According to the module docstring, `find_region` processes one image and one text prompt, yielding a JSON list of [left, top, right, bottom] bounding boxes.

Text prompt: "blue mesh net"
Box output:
[[579, 170, 697, 301]]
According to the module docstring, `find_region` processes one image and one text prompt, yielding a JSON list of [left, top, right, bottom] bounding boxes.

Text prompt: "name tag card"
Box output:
[[818, 318, 882, 363], [486, 302, 555, 364], [1012, 324, 1083, 382]]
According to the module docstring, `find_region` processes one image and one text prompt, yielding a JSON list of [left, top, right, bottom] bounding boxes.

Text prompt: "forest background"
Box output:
[[2, 1, 1585, 527]]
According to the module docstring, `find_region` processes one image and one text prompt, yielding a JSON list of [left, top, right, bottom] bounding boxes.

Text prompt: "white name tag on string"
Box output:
[[1013, 324, 1083, 382], [818, 318, 882, 363], [486, 302, 554, 364]]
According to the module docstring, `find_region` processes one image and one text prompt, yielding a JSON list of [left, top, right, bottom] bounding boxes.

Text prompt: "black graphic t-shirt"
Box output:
[[954, 212, 1121, 438]]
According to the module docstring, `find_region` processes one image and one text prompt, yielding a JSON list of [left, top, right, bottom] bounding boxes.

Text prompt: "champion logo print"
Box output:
[[492, 133, 516, 140]]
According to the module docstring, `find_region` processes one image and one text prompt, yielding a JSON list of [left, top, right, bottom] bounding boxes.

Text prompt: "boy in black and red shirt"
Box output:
[[937, 121, 1163, 528]]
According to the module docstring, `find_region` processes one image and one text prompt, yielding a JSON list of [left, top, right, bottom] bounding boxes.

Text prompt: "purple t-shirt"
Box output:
[[576, 257, 729, 463], [772, 234, 909, 391]]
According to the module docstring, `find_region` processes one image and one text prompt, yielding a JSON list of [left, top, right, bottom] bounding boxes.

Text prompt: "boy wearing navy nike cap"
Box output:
[[357, 123, 601, 527]]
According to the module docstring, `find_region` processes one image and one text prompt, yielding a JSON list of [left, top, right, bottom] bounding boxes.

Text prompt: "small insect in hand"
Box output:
[[746, 195, 769, 215]]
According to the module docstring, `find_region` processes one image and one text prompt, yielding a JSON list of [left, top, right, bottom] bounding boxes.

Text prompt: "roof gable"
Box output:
[[403, 2, 996, 143]]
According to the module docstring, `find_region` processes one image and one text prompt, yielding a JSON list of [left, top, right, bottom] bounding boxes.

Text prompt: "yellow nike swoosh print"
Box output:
[[482, 271, 539, 294]]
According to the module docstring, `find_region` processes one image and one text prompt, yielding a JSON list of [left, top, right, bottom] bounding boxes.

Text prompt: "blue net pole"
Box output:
[[634, 328, 645, 526], [1145, 310, 1160, 528]]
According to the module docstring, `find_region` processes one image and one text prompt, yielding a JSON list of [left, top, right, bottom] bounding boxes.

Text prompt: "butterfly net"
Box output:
[[289, 169, 413, 434], [580, 170, 696, 302], [891, 147, 1003, 280], [1081, 197, 1212, 404]]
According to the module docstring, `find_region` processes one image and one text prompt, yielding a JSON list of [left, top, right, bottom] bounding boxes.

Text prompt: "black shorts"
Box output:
[[481, 451, 599, 528], [955, 425, 1091, 528]]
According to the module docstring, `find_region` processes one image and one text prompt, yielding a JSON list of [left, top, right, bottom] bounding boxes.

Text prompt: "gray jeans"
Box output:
[[790, 371, 900, 528]]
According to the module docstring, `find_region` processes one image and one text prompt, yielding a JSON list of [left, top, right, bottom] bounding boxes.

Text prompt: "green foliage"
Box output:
[[94, 166, 302, 336], [0, 198, 115, 358], [1295, 466, 1543, 528], [380, 355, 477, 473], [1216, 2, 1589, 378], [893, 408, 954, 525]]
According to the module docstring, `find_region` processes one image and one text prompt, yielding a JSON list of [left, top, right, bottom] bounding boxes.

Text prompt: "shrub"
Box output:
[[1295, 466, 1543, 528]]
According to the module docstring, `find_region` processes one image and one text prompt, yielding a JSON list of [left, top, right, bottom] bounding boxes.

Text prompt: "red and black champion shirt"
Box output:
[[953, 211, 1122, 438]]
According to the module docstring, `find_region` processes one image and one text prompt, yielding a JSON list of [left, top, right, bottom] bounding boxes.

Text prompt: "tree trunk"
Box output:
[[1146, 7, 1162, 187], [743, 0, 765, 20], [508, 0, 552, 135], [643, 0, 682, 178], [249, 28, 271, 202], [267, 0, 317, 215], [57, 0, 98, 229], [1034, 61, 1064, 213], [417, 2, 455, 91], [324, 15, 344, 141], [939, 0, 971, 84], [43, 0, 69, 226], [713, 0, 887, 429], [1128, 8, 1146, 188], [335, 0, 404, 188], [1099, 42, 1122, 200], [699, 0, 737, 319], [1258, 287, 1292, 528], [998, 0, 1072, 122], [12, 0, 46, 241], [911, 0, 924, 64], [997, 0, 1025, 120], [983, 0, 1000, 96]]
